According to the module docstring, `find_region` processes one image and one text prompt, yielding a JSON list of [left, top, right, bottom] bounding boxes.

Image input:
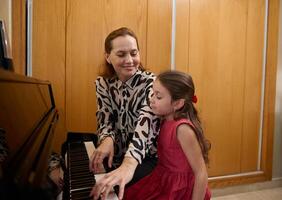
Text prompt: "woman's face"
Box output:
[[105, 35, 140, 82]]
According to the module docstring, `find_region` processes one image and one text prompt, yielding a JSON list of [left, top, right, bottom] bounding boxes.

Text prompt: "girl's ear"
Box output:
[[173, 99, 185, 111], [105, 53, 111, 64]]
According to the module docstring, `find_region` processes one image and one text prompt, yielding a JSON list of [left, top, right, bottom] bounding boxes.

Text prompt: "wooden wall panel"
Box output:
[[32, 0, 66, 151], [188, 0, 248, 176], [12, 0, 26, 74], [66, 0, 103, 132], [147, 0, 171, 73], [175, 0, 276, 182], [175, 0, 190, 72], [66, 0, 148, 131], [241, 0, 265, 172], [261, 0, 279, 179]]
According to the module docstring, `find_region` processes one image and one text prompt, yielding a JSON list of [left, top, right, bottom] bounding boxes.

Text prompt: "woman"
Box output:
[[89, 27, 160, 200]]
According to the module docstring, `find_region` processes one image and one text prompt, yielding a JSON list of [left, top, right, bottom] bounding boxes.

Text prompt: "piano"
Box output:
[[0, 69, 118, 200], [0, 68, 59, 199], [62, 132, 118, 200]]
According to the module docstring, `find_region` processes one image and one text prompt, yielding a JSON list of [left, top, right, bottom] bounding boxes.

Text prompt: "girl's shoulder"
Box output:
[[175, 120, 196, 140], [162, 119, 194, 133], [174, 118, 194, 128]]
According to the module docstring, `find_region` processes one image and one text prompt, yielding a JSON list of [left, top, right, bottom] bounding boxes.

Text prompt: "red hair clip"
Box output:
[[192, 95, 198, 103]]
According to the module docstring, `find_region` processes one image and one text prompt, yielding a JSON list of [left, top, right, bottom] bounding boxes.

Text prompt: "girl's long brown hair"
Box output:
[[157, 70, 211, 164]]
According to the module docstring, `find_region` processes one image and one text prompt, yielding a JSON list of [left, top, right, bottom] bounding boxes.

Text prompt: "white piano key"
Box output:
[[59, 141, 118, 200]]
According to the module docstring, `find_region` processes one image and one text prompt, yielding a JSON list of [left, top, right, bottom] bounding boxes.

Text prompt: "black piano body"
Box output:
[[0, 69, 118, 200], [0, 68, 59, 199]]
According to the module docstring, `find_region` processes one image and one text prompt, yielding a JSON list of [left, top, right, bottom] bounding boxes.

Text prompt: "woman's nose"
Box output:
[[125, 54, 133, 63]]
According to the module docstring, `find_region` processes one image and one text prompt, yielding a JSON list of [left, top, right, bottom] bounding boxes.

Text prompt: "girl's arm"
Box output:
[[177, 124, 208, 200]]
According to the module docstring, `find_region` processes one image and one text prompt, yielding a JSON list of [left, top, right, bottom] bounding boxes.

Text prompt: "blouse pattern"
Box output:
[[95, 70, 160, 167]]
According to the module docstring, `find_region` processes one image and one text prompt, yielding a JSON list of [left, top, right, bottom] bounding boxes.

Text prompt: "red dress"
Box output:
[[124, 119, 211, 200]]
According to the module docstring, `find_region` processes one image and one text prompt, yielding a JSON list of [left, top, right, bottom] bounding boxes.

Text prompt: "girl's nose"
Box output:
[[149, 96, 155, 105]]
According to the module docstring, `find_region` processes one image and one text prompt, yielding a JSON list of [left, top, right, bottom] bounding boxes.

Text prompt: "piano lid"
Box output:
[[0, 68, 58, 187]]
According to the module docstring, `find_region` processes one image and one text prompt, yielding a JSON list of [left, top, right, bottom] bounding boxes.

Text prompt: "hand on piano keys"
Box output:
[[85, 142, 106, 174], [61, 140, 118, 200], [90, 156, 137, 200], [89, 137, 114, 174]]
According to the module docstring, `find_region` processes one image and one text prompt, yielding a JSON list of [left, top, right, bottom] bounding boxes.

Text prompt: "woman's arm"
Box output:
[[89, 77, 115, 171], [90, 156, 138, 200], [95, 77, 116, 142], [177, 124, 208, 200], [125, 76, 159, 163]]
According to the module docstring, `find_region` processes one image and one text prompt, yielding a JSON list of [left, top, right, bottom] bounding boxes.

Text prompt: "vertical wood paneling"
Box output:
[[32, 0, 66, 151], [175, 0, 190, 72], [175, 0, 273, 179], [66, 0, 103, 132], [241, 0, 265, 172], [261, 0, 279, 179], [188, 0, 249, 176], [189, 0, 247, 176], [147, 0, 171, 73], [12, 0, 26, 74], [66, 0, 147, 131]]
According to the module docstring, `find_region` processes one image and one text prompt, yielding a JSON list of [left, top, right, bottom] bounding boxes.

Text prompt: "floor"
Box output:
[[211, 179, 282, 200], [212, 187, 282, 200]]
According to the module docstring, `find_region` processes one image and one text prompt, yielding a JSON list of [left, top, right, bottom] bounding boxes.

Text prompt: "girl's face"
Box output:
[[150, 80, 175, 120], [105, 35, 140, 82]]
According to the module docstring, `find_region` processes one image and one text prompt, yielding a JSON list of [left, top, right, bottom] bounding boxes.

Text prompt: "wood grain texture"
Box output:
[[175, 0, 190, 72], [261, 0, 280, 179], [146, 0, 171, 73], [175, 0, 276, 178], [188, 0, 250, 176], [66, 0, 148, 131], [32, 0, 67, 151], [241, 0, 265, 172], [12, 0, 26, 74]]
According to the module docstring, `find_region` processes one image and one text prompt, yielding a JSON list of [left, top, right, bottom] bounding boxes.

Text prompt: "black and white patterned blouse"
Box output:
[[95, 69, 160, 167]]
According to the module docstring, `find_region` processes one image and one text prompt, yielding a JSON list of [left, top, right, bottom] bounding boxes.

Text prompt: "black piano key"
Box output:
[[64, 141, 98, 200]]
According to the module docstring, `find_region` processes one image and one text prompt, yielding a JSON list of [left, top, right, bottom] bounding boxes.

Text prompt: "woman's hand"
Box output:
[[90, 157, 138, 200], [89, 137, 114, 172]]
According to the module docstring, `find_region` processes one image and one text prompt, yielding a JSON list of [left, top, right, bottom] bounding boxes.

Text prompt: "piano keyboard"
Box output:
[[62, 141, 118, 200]]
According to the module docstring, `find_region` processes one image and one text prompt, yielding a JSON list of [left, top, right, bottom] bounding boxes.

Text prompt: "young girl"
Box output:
[[124, 70, 211, 200]]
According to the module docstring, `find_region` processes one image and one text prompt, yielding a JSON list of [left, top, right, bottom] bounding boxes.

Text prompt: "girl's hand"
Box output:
[[89, 137, 114, 172], [90, 157, 138, 200]]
